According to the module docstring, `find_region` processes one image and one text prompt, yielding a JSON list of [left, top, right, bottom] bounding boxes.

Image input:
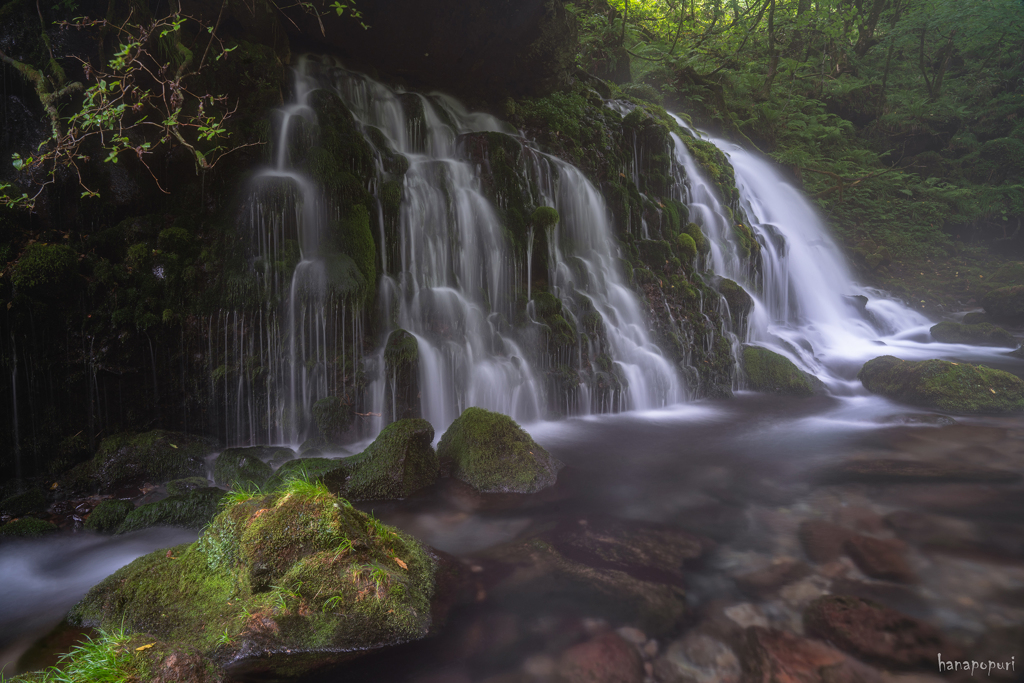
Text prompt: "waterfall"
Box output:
[[666, 114, 1012, 392]]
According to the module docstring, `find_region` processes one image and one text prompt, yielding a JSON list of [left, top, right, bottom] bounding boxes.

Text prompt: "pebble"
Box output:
[[616, 626, 647, 645], [523, 654, 556, 678], [723, 603, 768, 629]]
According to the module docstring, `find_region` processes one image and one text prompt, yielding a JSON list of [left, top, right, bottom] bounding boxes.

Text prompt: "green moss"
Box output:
[[718, 278, 752, 328], [343, 419, 438, 500], [116, 487, 225, 534], [859, 356, 1024, 414], [684, 222, 710, 256], [0, 517, 58, 537], [436, 407, 563, 493], [533, 291, 562, 318], [335, 204, 376, 295], [930, 321, 1015, 347], [675, 233, 697, 264], [266, 457, 349, 491], [384, 329, 419, 368], [213, 448, 273, 489], [742, 346, 817, 397], [11, 243, 77, 292], [70, 486, 437, 678], [637, 239, 673, 271], [85, 499, 135, 533], [166, 477, 211, 496], [531, 206, 560, 229], [312, 395, 354, 445], [0, 488, 45, 516]]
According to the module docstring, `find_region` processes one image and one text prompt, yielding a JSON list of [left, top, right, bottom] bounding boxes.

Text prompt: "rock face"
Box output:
[[343, 418, 439, 500], [930, 320, 1015, 346], [982, 285, 1024, 324], [438, 408, 563, 493], [70, 484, 439, 680], [742, 347, 819, 397], [858, 355, 1024, 413], [62, 430, 217, 494], [803, 595, 949, 670]]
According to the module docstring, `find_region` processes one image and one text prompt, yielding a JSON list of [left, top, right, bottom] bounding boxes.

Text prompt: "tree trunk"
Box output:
[[854, 0, 888, 57], [757, 0, 778, 99]]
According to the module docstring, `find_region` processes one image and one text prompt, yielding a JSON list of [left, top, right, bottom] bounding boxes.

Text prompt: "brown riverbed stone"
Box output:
[[557, 632, 645, 683], [734, 560, 812, 598], [738, 626, 882, 683], [804, 596, 951, 670], [798, 520, 855, 564], [843, 535, 917, 583]]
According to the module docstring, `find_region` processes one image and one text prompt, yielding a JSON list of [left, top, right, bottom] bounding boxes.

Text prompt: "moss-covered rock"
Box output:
[[0, 517, 58, 537], [437, 407, 562, 493], [858, 355, 1024, 414], [675, 233, 697, 264], [312, 395, 355, 446], [343, 419, 438, 500], [166, 477, 212, 497], [61, 430, 217, 495], [531, 206, 560, 229], [84, 499, 135, 533], [0, 488, 46, 516], [982, 285, 1024, 324], [742, 346, 818, 397], [383, 329, 420, 423], [930, 321, 1015, 347], [213, 448, 273, 489], [265, 457, 349, 491], [116, 487, 226, 534], [961, 311, 991, 325], [70, 482, 438, 680], [719, 279, 752, 329]]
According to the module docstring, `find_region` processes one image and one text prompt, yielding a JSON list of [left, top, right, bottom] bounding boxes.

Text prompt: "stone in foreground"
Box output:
[[437, 407, 562, 493], [343, 418, 439, 500], [858, 355, 1024, 413], [70, 482, 439, 680]]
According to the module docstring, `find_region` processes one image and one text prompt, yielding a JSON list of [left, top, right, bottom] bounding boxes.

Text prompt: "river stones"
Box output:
[[842, 535, 916, 583], [438, 408, 562, 494], [803, 596, 950, 670], [741, 346, 820, 397], [213, 447, 273, 489], [556, 631, 644, 683], [734, 560, 812, 598], [738, 626, 882, 683], [60, 430, 217, 495], [653, 632, 742, 683], [798, 520, 855, 564], [858, 355, 1024, 413], [930, 321, 1015, 347], [70, 484, 443, 680]]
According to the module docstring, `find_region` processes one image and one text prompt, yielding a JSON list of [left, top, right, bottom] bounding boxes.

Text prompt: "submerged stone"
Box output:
[[213, 447, 274, 489], [69, 483, 440, 680], [61, 430, 217, 495], [342, 418, 438, 500], [858, 355, 1024, 414], [438, 407, 563, 493], [742, 346, 819, 397], [930, 320, 1015, 347]]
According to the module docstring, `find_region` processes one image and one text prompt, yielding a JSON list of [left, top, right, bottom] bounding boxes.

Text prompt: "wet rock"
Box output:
[[879, 485, 1024, 520], [0, 488, 46, 516], [833, 505, 886, 533], [961, 311, 991, 325], [803, 595, 951, 670], [0, 517, 58, 537], [884, 510, 980, 551], [858, 356, 1024, 414], [718, 279, 752, 329], [61, 430, 216, 495], [723, 603, 769, 630], [820, 458, 1021, 485], [742, 346, 821, 397], [982, 285, 1024, 324], [115, 487, 225, 534], [557, 632, 645, 683], [929, 321, 1016, 347], [734, 560, 811, 598], [268, 448, 296, 467], [843, 535, 916, 583], [438, 408, 562, 494], [70, 485, 444, 680], [213, 447, 273, 489], [738, 626, 882, 683], [672, 503, 748, 543], [84, 498, 135, 532], [384, 329, 421, 424], [798, 520, 855, 564], [338, 418, 438, 500], [653, 632, 741, 683]]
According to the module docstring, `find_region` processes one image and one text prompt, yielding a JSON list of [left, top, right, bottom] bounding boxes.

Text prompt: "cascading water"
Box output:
[[665, 114, 1016, 391]]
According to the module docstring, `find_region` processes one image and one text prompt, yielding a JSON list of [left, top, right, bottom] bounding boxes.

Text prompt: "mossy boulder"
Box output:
[[0, 488, 46, 516], [84, 499, 136, 533], [312, 395, 356, 446], [69, 484, 438, 680], [383, 329, 420, 423], [61, 430, 217, 495], [437, 407, 563, 493], [166, 477, 212, 497], [930, 321, 1015, 347], [342, 419, 439, 500], [742, 346, 819, 397], [213, 447, 274, 489], [675, 233, 697, 264], [0, 517, 58, 537], [982, 285, 1024, 324], [531, 206, 560, 228], [962, 312, 991, 325], [266, 457, 349, 491], [858, 356, 1024, 414], [116, 488, 226, 534], [718, 279, 752, 329]]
